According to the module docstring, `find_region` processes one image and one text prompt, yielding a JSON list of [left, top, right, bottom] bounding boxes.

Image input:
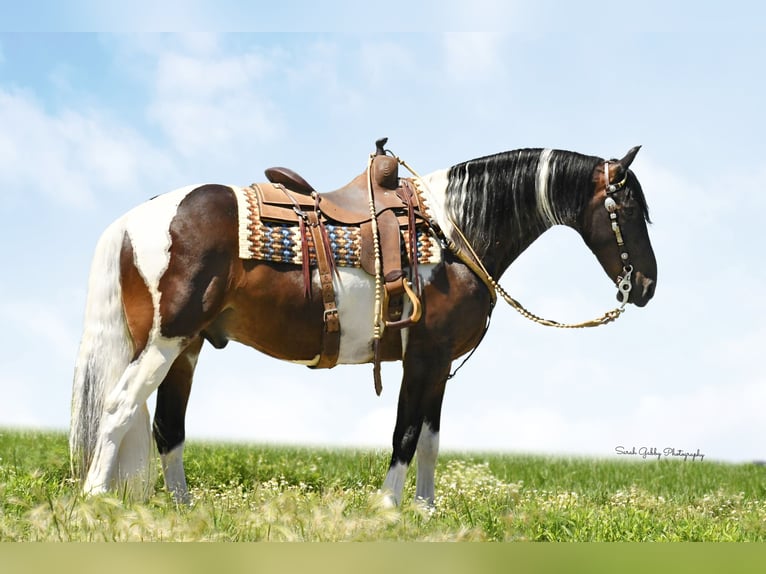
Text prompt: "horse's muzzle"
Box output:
[[625, 273, 655, 307]]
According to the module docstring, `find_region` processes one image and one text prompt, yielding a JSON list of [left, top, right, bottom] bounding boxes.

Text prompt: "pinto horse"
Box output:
[[70, 145, 656, 504]]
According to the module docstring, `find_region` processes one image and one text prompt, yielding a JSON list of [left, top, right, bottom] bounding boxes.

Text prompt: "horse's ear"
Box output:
[[618, 145, 642, 170]]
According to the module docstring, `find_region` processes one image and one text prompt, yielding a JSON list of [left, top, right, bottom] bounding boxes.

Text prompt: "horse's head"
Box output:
[[581, 146, 657, 307]]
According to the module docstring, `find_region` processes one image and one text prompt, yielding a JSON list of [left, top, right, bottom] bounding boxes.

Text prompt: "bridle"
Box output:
[[603, 161, 633, 306]]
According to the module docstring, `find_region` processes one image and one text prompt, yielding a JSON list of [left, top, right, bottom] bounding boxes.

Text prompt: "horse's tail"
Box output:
[[70, 216, 134, 481]]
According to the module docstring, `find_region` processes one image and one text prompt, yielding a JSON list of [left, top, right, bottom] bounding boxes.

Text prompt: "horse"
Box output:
[[69, 143, 657, 505]]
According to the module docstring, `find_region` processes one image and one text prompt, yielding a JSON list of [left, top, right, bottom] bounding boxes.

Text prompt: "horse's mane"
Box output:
[[444, 148, 650, 271]]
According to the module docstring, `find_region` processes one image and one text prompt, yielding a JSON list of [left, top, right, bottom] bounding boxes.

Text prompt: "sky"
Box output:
[[1, 2, 765, 465]]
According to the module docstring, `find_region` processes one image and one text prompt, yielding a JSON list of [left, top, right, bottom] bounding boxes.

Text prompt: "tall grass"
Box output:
[[1, 428, 764, 541]]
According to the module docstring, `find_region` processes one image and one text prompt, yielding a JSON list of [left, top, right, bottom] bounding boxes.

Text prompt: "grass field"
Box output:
[[1, 428, 765, 541]]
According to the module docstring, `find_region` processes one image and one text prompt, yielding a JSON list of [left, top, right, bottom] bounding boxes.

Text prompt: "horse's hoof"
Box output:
[[379, 490, 399, 508]]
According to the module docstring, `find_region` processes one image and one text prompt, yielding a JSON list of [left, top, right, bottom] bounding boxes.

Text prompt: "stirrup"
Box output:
[[384, 278, 422, 329]]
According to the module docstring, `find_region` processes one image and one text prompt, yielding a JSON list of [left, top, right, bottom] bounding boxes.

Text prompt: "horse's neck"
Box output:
[[425, 154, 584, 279]]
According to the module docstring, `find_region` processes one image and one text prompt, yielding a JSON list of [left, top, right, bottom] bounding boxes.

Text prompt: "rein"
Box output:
[[448, 220, 625, 329]]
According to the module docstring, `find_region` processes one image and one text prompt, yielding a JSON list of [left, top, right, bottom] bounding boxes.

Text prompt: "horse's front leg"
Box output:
[[382, 345, 450, 506]]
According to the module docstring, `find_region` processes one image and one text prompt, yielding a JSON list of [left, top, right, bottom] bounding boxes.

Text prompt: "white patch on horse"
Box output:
[[418, 168, 454, 241], [381, 461, 408, 506], [333, 263, 439, 364], [535, 148, 560, 226], [415, 422, 439, 504], [124, 185, 201, 329], [333, 268, 376, 364]]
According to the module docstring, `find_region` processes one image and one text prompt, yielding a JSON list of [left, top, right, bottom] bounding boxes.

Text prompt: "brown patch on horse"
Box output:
[[158, 185, 239, 340], [421, 257, 494, 361], [120, 232, 154, 360], [216, 260, 327, 361]]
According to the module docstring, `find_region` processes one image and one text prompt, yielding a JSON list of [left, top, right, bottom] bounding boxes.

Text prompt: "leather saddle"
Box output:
[[255, 138, 427, 285], [259, 159, 417, 225]]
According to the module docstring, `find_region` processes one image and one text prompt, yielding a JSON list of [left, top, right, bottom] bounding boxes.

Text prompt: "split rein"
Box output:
[[398, 156, 633, 331]]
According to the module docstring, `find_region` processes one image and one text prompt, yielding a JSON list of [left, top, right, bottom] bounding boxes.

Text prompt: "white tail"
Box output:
[[70, 217, 136, 482]]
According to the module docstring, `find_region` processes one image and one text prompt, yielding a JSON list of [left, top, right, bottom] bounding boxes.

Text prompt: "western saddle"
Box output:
[[252, 138, 430, 394]]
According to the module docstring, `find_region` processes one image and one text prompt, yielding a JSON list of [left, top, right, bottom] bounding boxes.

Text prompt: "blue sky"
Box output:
[[1, 2, 765, 463]]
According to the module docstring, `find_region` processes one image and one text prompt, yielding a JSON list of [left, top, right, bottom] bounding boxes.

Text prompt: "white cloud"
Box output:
[[359, 41, 417, 89], [637, 155, 727, 232], [348, 405, 398, 448], [0, 374, 49, 429], [147, 44, 285, 159], [0, 299, 79, 363], [433, 1, 519, 31], [65, 1, 226, 32], [442, 32, 510, 84], [0, 88, 176, 208], [628, 380, 766, 462]]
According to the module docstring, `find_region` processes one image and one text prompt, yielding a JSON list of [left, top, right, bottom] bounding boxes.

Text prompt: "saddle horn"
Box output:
[[375, 137, 389, 156], [372, 137, 399, 190]]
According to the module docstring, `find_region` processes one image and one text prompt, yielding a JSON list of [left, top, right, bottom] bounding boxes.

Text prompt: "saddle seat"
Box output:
[[263, 154, 411, 225]]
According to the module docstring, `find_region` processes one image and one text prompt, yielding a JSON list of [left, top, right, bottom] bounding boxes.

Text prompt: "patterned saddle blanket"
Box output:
[[232, 181, 442, 271]]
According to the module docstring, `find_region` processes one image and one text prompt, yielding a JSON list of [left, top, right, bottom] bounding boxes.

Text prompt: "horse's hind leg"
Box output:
[[153, 335, 204, 504], [83, 336, 185, 497], [382, 345, 450, 506]]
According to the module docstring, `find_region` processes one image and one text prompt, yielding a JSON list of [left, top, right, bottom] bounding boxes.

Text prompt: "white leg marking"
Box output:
[[83, 337, 184, 496], [161, 442, 191, 504], [157, 345, 201, 503], [381, 461, 409, 507], [415, 422, 439, 504], [114, 401, 154, 500]]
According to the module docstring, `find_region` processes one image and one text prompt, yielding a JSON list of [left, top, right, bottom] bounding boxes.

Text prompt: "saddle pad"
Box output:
[[233, 184, 443, 268]]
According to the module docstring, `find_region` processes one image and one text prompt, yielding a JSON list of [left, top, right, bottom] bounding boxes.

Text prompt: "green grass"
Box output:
[[1, 428, 765, 541]]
